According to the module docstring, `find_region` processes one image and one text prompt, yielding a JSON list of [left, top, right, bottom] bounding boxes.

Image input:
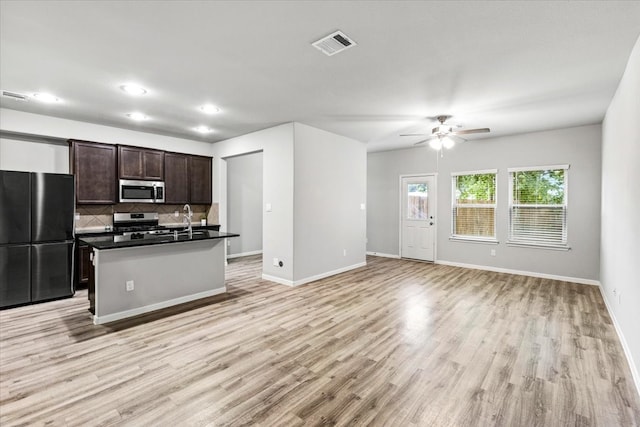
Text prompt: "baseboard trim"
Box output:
[[434, 260, 600, 286], [262, 261, 367, 287], [93, 287, 227, 325], [366, 251, 401, 259], [227, 250, 263, 259], [292, 262, 367, 287], [599, 286, 640, 397], [261, 274, 294, 286]]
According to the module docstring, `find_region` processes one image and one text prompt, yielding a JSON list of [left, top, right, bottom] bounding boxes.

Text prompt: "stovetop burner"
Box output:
[[113, 212, 162, 233], [117, 225, 168, 233]]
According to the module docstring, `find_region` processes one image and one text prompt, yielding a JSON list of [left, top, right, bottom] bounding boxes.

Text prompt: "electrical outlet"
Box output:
[[74, 212, 80, 220], [174, 211, 180, 217], [227, 239, 231, 246], [273, 258, 279, 267], [490, 249, 496, 256], [126, 280, 134, 291], [343, 249, 347, 256], [360, 203, 366, 210]]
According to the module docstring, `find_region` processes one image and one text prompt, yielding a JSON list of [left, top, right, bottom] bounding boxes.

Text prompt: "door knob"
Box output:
[[429, 222, 434, 225]]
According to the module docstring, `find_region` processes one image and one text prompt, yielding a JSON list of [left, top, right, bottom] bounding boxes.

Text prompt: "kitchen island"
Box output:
[[80, 230, 239, 324]]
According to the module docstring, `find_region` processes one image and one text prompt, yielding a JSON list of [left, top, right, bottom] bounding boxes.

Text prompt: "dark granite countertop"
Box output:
[[79, 229, 239, 250], [75, 224, 221, 238]]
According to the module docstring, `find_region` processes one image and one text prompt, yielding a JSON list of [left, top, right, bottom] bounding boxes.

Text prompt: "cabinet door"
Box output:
[[189, 155, 212, 204], [79, 244, 90, 285], [119, 146, 164, 180], [143, 150, 164, 180], [118, 146, 144, 179], [165, 153, 189, 204], [71, 141, 117, 204]]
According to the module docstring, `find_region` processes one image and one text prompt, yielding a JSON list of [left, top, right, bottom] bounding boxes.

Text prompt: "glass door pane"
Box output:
[[407, 182, 428, 220]]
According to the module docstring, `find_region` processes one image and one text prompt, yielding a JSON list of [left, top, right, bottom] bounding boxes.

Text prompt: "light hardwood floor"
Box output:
[[1, 255, 639, 426]]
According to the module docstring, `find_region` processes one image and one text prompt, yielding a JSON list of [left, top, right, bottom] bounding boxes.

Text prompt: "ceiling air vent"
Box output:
[[1, 90, 29, 102], [312, 31, 357, 56]]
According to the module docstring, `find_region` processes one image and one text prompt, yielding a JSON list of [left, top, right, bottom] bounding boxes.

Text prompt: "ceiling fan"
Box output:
[[401, 115, 490, 150]]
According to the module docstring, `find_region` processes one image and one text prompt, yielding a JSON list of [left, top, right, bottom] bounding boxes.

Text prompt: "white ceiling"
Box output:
[[1, 1, 639, 152]]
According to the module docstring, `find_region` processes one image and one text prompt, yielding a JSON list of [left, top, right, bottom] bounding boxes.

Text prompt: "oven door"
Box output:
[[119, 180, 163, 203]]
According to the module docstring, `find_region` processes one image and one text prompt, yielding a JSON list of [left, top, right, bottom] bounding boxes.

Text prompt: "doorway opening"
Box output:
[[224, 151, 264, 262], [399, 174, 436, 262]]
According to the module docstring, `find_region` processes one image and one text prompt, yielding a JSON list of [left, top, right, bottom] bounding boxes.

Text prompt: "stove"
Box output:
[[113, 212, 171, 241]]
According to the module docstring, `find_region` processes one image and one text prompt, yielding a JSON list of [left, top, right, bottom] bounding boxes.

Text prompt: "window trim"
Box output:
[[450, 169, 498, 243], [507, 164, 570, 249]]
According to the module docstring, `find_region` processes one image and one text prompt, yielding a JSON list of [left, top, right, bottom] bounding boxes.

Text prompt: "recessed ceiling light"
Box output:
[[32, 92, 61, 103], [120, 84, 147, 96], [194, 125, 214, 134], [126, 112, 148, 121], [199, 104, 220, 114]]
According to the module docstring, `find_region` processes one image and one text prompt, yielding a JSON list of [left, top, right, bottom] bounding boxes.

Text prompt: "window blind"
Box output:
[[508, 166, 568, 246], [451, 171, 497, 240]]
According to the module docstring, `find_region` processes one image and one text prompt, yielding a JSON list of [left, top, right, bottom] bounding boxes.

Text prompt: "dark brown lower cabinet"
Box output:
[[79, 244, 91, 286]]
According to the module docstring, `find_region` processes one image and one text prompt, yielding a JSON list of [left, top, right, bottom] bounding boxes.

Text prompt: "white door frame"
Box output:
[[398, 173, 438, 261]]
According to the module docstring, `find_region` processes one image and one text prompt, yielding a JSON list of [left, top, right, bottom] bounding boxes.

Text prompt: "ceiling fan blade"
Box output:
[[400, 133, 428, 137], [453, 128, 490, 135]]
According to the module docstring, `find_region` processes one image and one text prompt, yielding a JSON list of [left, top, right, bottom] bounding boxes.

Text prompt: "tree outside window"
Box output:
[[509, 166, 568, 246], [451, 171, 497, 240]]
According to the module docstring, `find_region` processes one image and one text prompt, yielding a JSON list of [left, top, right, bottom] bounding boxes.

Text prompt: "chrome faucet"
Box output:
[[183, 203, 193, 236]]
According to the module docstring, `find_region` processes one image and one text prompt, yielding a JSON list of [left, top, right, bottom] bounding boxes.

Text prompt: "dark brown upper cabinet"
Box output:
[[188, 155, 212, 204], [164, 152, 189, 204], [70, 140, 117, 204], [118, 146, 164, 181]]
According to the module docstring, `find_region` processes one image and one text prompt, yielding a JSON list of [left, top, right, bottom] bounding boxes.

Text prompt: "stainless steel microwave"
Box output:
[[119, 179, 165, 203]]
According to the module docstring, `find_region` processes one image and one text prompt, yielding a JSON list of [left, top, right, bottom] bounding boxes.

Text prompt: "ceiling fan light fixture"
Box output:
[[442, 137, 455, 149], [437, 125, 451, 134], [429, 139, 443, 150]]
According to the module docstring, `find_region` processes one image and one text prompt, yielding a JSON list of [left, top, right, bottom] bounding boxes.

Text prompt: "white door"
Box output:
[[401, 175, 436, 261]]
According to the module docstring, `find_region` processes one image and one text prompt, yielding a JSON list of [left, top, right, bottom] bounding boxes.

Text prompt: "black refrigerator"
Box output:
[[0, 171, 75, 309]]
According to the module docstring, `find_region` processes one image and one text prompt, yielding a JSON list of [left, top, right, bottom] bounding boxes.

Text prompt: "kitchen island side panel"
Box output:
[[94, 239, 225, 323]]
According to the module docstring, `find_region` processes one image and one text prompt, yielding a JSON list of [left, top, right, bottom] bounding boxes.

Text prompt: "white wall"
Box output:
[[367, 147, 437, 257], [0, 137, 69, 173], [211, 123, 295, 282], [0, 108, 212, 156], [226, 151, 263, 256], [293, 123, 367, 283], [601, 35, 640, 391], [367, 124, 602, 282]]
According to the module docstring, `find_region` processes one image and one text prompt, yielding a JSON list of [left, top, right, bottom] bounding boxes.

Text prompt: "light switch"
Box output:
[[360, 203, 366, 210], [266, 203, 272, 212]]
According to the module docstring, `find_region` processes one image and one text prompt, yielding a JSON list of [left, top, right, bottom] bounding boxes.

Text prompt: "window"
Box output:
[[508, 165, 568, 248], [407, 182, 428, 220], [451, 170, 497, 241]]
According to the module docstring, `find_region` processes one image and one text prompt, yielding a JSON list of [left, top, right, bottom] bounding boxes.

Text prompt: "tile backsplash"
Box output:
[[76, 203, 219, 230]]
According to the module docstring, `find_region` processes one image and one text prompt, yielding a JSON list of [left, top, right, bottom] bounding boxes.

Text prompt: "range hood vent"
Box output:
[[312, 31, 357, 56], [1, 90, 29, 102]]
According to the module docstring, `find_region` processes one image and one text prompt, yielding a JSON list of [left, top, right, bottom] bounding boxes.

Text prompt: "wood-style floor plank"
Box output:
[[1, 255, 639, 426]]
